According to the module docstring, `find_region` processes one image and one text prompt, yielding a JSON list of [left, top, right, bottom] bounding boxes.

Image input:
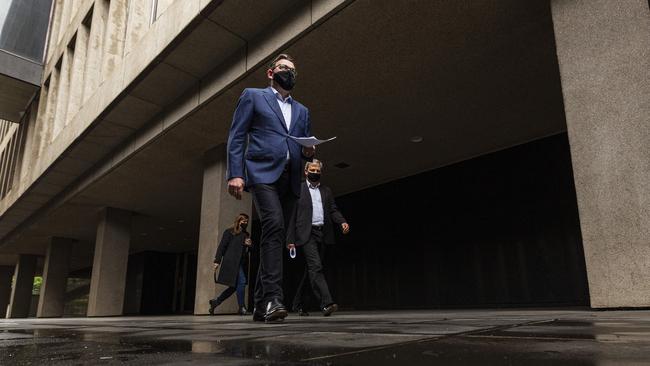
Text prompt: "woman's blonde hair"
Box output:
[[231, 213, 250, 235]]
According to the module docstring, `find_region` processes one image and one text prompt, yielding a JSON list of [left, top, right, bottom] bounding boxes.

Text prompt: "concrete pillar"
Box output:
[[87, 207, 132, 316], [83, 0, 110, 103], [41, 64, 60, 153], [551, 0, 650, 308], [47, 0, 63, 61], [0, 266, 14, 318], [58, 0, 74, 44], [124, 0, 150, 56], [101, 0, 129, 81], [37, 238, 73, 318], [7, 255, 37, 318], [194, 145, 252, 315], [65, 20, 90, 124], [52, 45, 72, 140]]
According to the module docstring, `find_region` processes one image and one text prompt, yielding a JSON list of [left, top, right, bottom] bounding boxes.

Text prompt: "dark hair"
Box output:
[[268, 53, 295, 69], [231, 213, 250, 235]]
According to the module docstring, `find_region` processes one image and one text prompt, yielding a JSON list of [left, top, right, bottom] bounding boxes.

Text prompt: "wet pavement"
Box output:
[[1, 309, 650, 365]]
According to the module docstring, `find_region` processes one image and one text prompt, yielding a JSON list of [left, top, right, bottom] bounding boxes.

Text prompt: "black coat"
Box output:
[[213, 229, 250, 288], [288, 182, 346, 246]]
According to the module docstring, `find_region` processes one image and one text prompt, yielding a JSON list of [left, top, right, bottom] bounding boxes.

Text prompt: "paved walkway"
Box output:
[[1, 309, 650, 365]]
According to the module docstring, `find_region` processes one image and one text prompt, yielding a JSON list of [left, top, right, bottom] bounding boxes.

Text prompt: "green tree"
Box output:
[[32, 276, 42, 295]]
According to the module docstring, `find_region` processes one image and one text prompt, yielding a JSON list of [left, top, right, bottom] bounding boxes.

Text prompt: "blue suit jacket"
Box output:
[[227, 87, 311, 196]]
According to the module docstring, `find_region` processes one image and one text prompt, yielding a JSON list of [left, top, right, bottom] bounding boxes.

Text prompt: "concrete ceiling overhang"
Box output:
[[0, 0, 569, 272], [0, 49, 43, 122], [0, 73, 39, 123]]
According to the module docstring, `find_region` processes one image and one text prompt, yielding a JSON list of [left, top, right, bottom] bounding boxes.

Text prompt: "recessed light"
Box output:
[[140, 232, 148, 236], [177, 219, 185, 223], [158, 227, 165, 230], [335, 162, 350, 169], [410, 136, 423, 143]]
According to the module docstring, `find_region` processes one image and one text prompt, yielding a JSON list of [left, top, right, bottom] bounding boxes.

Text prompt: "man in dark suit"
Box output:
[[287, 159, 350, 316], [226, 54, 314, 322]]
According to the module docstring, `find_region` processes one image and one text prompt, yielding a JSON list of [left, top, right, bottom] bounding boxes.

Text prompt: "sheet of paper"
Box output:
[[288, 135, 337, 147]]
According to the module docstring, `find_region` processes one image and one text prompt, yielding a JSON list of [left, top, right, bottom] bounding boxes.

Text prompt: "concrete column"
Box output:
[[194, 145, 252, 315], [83, 0, 110, 103], [37, 238, 73, 318], [46, 0, 63, 62], [65, 21, 90, 124], [7, 255, 37, 318], [551, 0, 650, 308], [52, 46, 72, 140], [101, 0, 129, 81], [41, 65, 60, 153], [124, 0, 150, 56], [58, 0, 74, 44], [87, 207, 132, 316], [0, 266, 14, 318]]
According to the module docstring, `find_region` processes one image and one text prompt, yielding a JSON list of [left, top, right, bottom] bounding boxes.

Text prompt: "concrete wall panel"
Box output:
[[551, 0, 650, 308]]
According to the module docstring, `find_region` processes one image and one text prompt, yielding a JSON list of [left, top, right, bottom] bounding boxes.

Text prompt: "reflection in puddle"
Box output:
[[191, 340, 225, 353], [3, 314, 650, 365]]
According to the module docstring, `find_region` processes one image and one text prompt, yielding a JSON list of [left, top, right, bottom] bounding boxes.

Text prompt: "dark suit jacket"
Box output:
[[226, 87, 312, 196], [288, 182, 346, 246], [214, 229, 250, 288]]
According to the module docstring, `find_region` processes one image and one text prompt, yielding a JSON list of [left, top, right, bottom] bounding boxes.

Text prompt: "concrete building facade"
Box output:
[[0, 0, 647, 318]]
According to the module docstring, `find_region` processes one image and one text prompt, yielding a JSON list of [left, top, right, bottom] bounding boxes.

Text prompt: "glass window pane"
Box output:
[[0, 0, 53, 63]]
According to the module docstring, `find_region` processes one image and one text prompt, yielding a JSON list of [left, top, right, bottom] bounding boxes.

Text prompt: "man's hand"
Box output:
[[213, 263, 219, 271], [302, 146, 315, 158], [228, 178, 245, 200], [287, 243, 296, 250], [244, 238, 252, 246], [341, 223, 350, 234]]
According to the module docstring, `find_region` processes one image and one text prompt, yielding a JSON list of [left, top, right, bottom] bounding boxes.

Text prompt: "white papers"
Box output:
[[288, 135, 337, 147]]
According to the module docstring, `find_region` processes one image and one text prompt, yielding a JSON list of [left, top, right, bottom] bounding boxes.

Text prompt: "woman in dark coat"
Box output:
[[209, 213, 252, 315]]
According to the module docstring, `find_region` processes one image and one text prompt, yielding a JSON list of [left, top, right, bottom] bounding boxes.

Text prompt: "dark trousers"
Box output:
[[213, 266, 247, 307], [251, 168, 297, 307], [292, 227, 333, 310]]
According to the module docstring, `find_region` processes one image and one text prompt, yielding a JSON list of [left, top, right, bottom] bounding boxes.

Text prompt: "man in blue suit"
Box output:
[[226, 54, 314, 322]]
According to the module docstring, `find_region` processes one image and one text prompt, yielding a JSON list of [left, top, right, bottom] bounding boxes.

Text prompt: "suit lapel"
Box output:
[[288, 104, 301, 136], [303, 182, 312, 218], [263, 88, 288, 133], [320, 185, 328, 222]]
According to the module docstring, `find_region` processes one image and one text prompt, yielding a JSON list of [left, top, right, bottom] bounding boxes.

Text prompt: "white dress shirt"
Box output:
[[272, 87, 292, 160], [307, 181, 325, 226], [272, 87, 292, 131]]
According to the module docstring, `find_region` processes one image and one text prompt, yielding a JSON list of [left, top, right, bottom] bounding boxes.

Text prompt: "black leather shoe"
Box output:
[[252, 307, 265, 322], [322, 303, 338, 317], [208, 299, 218, 315], [239, 306, 251, 316], [264, 299, 288, 322], [296, 308, 309, 316]]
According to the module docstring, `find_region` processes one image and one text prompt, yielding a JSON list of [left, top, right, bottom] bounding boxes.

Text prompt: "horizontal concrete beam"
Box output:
[[0, 50, 43, 86]]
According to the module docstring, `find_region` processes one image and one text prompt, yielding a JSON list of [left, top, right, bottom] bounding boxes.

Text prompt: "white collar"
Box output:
[[271, 87, 292, 103]]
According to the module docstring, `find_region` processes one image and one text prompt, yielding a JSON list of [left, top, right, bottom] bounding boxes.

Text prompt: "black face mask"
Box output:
[[273, 70, 296, 90], [307, 173, 321, 182], [240, 223, 248, 230]]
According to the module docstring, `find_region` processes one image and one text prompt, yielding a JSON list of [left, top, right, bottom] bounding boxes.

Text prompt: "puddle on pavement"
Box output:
[[306, 335, 650, 366], [476, 319, 650, 342], [3, 317, 650, 365]]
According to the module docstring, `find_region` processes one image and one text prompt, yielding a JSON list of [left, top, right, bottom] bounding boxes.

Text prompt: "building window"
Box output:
[[0, 0, 54, 63]]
